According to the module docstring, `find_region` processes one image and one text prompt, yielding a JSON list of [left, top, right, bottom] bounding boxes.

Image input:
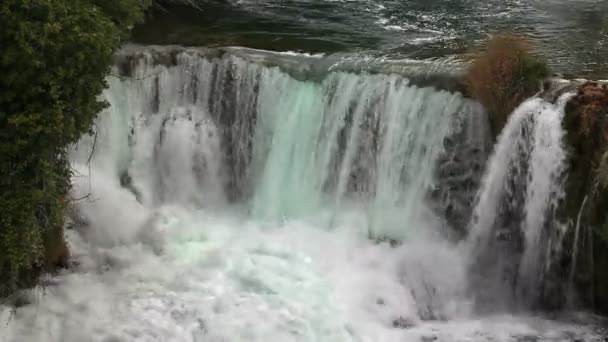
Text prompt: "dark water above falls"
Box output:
[[135, 0, 608, 77]]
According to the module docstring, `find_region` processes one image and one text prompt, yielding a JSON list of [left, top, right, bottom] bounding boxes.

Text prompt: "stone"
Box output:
[[392, 317, 415, 329]]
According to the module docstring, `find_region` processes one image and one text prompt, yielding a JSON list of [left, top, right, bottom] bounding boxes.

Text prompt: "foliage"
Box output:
[[0, 0, 149, 298], [465, 34, 549, 136]]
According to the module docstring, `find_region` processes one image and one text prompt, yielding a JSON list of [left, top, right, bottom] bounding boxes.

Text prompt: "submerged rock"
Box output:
[[420, 335, 438, 342], [392, 317, 416, 329]]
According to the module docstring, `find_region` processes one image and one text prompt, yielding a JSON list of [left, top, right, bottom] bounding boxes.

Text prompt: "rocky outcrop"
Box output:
[[555, 80, 608, 315]]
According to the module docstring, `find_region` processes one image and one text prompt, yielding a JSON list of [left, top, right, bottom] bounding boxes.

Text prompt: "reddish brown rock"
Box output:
[[561, 80, 608, 315]]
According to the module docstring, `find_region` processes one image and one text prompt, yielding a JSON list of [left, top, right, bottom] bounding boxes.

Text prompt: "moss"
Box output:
[[465, 34, 550, 137]]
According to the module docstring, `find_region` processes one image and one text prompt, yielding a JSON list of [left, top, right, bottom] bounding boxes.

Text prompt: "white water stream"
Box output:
[[467, 94, 575, 309]]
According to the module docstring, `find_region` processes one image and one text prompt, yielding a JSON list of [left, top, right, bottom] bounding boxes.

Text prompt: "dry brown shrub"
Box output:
[[466, 34, 549, 136], [576, 82, 608, 136]]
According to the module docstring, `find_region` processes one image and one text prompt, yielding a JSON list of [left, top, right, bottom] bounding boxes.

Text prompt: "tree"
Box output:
[[0, 0, 149, 298]]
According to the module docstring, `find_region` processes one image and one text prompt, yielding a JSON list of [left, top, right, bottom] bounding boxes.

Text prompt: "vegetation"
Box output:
[[0, 0, 149, 298], [465, 34, 549, 137]]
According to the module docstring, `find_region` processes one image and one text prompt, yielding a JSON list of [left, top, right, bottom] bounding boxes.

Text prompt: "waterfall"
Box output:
[[467, 93, 574, 310], [568, 195, 588, 306], [45, 47, 483, 340], [6, 46, 601, 342], [77, 46, 484, 240], [72, 78, 227, 209], [250, 70, 469, 239]]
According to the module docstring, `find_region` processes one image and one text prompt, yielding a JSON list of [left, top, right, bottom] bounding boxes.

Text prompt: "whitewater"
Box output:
[[1, 47, 605, 341]]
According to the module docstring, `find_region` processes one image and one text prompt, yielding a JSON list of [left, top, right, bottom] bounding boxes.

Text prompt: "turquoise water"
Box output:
[[248, 68, 469, 240]]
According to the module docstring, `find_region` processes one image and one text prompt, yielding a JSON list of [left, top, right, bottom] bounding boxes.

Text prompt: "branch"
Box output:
[[87, 125, 98, 165], [70, 124, 98, 203], [71, 193, 94, 202]]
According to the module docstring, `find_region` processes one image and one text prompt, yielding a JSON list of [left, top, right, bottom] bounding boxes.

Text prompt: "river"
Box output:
[[2, 1, 608, 341]]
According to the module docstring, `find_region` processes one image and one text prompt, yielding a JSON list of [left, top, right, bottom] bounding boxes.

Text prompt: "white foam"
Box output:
[[1, 206, 600, 341]]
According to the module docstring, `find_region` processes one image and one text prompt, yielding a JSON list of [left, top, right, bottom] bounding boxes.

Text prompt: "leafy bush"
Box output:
[[0, 0, 148, 298], [466, 34, 549, 136]]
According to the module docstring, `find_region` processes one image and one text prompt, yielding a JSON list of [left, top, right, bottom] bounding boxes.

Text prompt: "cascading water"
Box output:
[[1, 47, 604, 342], [250, 69, 467, 239], [85, 47, 476, 239], [467, 93, 574, 311]]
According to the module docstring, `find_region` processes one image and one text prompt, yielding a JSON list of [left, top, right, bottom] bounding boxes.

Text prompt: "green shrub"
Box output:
[[0, 0, 149, 298]]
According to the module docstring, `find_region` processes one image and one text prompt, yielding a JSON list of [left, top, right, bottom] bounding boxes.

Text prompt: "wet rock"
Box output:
[[389, 239, 402, 248], [540, 76, 584, 103], [4, 292, 31, 308], [565, 81, 608, 137], [433, 100, 491, 238], [197, 318, 206, 328], [421, 335, 437, 342], [552, 79, 608, 315], [392, 317, 415, 329], [120, 171, 142, 203], [514, 334, 539, 342], [373, 237, 402, 247], [66, 206, 90, 230]]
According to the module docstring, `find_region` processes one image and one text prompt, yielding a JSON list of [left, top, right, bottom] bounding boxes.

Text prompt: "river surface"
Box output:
[[135, 0, 608, 77]]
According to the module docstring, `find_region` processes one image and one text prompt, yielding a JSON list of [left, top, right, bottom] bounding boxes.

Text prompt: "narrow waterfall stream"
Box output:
[[467, 94, 574, 311], [1, 47, 605, 342]]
